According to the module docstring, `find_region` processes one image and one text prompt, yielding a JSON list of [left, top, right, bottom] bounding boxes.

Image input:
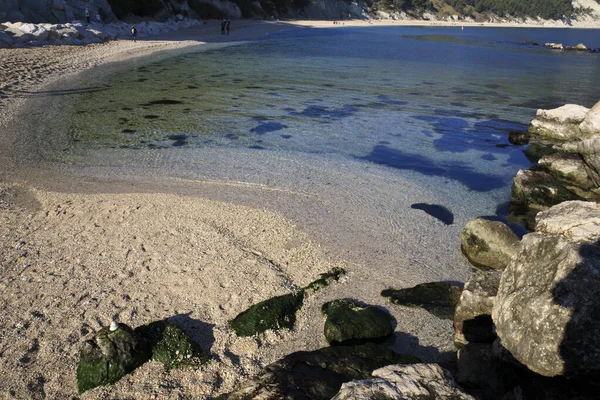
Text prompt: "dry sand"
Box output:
[[0, 19, 491, 399]]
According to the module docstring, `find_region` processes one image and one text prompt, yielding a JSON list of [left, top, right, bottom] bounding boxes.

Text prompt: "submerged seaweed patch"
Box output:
[[250, 121, 288, 135], [142, 100, 184, 106], [362, 145, 506, 192]]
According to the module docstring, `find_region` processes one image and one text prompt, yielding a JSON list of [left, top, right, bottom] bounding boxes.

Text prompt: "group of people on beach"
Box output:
[[221, 19, 231, 35]]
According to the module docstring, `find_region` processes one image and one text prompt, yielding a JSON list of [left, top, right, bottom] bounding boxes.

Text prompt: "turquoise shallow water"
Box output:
[[17, 26, 600, 283], [63, 26, 599, 192]]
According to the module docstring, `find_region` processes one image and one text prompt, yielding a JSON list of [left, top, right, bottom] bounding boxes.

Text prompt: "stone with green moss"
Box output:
[[304, 267, 346, 292], [135, 321, 206, 370], [381, 282, 463, 320], [229, 291, 305, 337], [321, 299, 394, 345], [76, 324, 150, 394]]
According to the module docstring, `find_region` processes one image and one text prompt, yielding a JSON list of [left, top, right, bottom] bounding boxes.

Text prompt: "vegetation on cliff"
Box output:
[[376, 0, 575, 20]]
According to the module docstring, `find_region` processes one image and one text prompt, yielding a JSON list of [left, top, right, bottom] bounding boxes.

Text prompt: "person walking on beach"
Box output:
[[221, 19, 226, 35], [131, 26, 137, 42], [226, 19, 231, 35], [85, 7, 90, 24]]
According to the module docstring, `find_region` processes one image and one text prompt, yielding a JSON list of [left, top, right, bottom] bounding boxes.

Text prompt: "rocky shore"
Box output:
[[2, 15, 600, 398]]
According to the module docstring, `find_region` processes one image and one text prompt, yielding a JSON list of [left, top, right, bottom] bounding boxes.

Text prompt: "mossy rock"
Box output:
[[321, 299, 394, 345], [229, 291, 305, 337], [135, 321, 207, 370], [76, 324, 151, 394], [304, 267, 346, 292], [381, 282, 463, 320]]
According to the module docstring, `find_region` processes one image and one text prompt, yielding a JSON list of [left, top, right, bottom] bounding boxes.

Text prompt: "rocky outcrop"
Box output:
[[544, 42, 564, 50], [456, 343, 520, 398], [0, 18, 203, 47], [460, 218, 520, 271], [529, 104, 590, 141], [538, 152, 599, 192], [565, 43, 588, 51], [0, 0, 116, 24], [331, 364, 475, 400], [223, 343, 420, 400], [492, 229, 600, 378], [301, 0, 367, 20], [509, 169, 581, 229], [535, 201, 600, 243], [453, 270, 501, 348], [580, 100, 600, 137], [321, 299, 394, 345]]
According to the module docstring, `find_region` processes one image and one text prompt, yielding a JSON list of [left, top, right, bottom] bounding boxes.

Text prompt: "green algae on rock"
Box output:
[[76, 324, 150, 394], [321, 299, 394, 345], [381, 282, 463, 320], [134, 321, 207, 370], [304, 267, 346, 292], [229, 291, 305, 337], [230, 267, 347, 337]]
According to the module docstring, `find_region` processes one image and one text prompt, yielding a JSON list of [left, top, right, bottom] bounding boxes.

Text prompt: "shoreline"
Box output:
[[0, 18, 594, 398], [0, 19, 467, 398]]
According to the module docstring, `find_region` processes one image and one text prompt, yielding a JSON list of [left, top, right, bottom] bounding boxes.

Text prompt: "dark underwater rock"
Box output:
[[382, 282, 463, 320], [321, 299, 394, 345], [508, 130, 530, 145], [221, 343, 420, 400]]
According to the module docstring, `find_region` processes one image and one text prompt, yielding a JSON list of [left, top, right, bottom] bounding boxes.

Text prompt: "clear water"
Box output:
[[24, 26, 600, 283]]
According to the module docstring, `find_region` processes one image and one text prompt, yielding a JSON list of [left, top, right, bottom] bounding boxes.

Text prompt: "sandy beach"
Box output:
[[1, 17, 588, 398]]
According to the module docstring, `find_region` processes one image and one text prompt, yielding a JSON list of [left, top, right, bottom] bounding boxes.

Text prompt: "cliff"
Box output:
[[1, 0, 599, 26]]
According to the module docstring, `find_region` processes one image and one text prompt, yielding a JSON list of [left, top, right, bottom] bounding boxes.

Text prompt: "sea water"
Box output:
[[22, 26, 600, 283]]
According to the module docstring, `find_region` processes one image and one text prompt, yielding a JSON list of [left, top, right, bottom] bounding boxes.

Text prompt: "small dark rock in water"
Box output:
[[508, 130, 530, 145], [321, 299, 394, 345], [134, 321, 206, 371], [523, 41, 540, 46], [144, 115, 160, 119], [221, 343, 420, 400], [411, 203, 454, 225], [122, 129, 136, 134], [76, 324, 150, 394], [523, 142, 557, 163], [382, 282, 463, 320], [229, 292, 305, 337]]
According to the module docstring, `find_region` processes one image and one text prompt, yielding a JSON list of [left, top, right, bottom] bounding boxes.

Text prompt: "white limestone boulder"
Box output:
[[535, 201, 600, 244], [529, 104, 590, 140], [580, 100, 600, 137], [331, 364, 475, 400], [492, 232, 600, 377]]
